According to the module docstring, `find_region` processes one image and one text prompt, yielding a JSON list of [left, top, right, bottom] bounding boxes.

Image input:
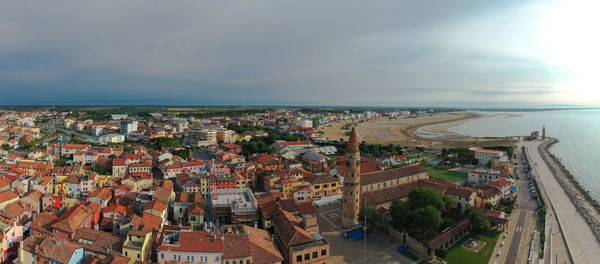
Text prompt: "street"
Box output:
[[524, 139, 600, 264]]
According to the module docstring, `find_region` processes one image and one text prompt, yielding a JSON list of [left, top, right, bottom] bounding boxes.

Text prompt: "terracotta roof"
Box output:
[[427, 218, 471, 249], [0, 201, 29, 219], [363, 181, 419, 206], [112, 158, 126, 167], [130, 213, 163, 232], [306, 174, 338, 185], [445, 186, 474, 199], [73, 228, 124, 255], [0, 190, 18, 204], [89, 188, 113, 201], [188, 204, 204, 215], [103, 203, 133, 217], [153, 187, 172, 204], [175, 192, 202, 203], [35, 237, 82, 264], [361, 165, 426, 185], [296, 201, 316, 215], [346, 127, 359, 153], [31, 213, 58, 235], [157, 229, 224, 252], [272, 209, 314, 247], [51, 203, 97, 233], [244, 225, 284, 264], [144, 200, 166, 212], [223, 233, 252, 258], [477, 186, 501, 199], [489, 179, 513, 187], [279, 199, 297, 212]]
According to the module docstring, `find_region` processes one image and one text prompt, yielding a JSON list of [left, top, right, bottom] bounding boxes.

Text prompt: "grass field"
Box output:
[[424, 166, 467, 183], [440, 230, 501, 264]]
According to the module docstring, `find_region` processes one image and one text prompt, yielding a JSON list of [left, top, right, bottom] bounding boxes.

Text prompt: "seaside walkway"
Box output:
[[525, 139, 600, 263]]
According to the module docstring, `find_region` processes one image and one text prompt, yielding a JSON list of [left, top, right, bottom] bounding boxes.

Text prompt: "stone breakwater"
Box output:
[[539, 138, 600, 242]]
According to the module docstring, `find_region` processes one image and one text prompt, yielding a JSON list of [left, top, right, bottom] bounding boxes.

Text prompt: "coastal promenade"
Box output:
[[524, 139, 600, 263]]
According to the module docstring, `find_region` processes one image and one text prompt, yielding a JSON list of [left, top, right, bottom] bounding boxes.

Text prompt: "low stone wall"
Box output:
[[539, 139, 600, 242], [386, 225, 431, 260]]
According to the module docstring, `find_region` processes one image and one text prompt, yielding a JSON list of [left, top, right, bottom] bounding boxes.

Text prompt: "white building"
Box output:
[[120, 121, 138, 135], [299, 118, 313, 128], [470, 148, 506, 167], [99, 134, 125, 143], [92, 126, 104, 136], [468, 168, 501, 186]]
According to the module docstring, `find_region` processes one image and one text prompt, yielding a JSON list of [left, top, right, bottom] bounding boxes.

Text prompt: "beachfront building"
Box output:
[[469, 148, 506, 167], [468, 168, 501, 187]]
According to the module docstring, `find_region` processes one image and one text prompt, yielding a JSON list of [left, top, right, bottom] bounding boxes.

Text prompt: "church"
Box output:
[[341, 127, 430, 228]]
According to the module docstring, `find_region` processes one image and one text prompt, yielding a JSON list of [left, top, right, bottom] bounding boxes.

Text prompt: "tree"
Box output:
[[485, 201, 493, 209], [390, 199, 412, 229], [442, 195, 457, 211], [408, 188, 446, 212], [468, 208, 491, 232], [410, 205, 443, 233], [1, 144, 13, 151], [435, 248, 448, 258], [358, 206, 381, 228]]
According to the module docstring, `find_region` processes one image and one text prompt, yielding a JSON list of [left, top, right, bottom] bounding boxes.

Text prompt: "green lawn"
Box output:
[[424, 166, 467, 183], [441, 230, 501, 264]]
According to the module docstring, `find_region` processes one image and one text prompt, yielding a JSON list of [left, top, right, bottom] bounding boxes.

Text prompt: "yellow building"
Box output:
[[93, 174, 111, 188], [123, 230, 153, 264], [281, 178, 305, 199], [308, 175, 340, 198], [61, 197, 79, 209], [54, 174, 69, 182], [237, 134, 253, 142], [53, 181, 69, 195]]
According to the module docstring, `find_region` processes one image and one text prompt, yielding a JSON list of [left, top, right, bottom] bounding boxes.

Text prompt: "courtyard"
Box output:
[[316, 203, 423, 264]]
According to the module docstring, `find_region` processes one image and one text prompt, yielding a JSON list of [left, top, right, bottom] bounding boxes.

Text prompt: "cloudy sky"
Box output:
[[1, 0, 598, 106]]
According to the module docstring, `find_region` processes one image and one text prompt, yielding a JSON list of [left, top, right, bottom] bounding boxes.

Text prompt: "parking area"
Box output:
[[316, 203, 419, 264]]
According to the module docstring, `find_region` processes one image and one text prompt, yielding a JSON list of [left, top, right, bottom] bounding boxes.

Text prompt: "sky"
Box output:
[[0, 0, 598, 107]]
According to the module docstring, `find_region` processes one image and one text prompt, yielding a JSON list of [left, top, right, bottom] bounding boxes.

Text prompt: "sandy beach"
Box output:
[[318, 111, 515, 147]]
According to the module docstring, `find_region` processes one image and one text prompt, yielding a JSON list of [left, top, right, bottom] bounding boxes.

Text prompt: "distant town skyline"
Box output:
[[1, 0, 598, 107]]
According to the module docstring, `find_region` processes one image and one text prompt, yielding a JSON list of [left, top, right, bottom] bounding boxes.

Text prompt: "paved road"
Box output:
[[505, 210, 527, 264], [525, 140, 600, 264]]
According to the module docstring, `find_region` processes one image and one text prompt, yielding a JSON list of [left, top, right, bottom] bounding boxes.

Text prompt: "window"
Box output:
[[322, 249, 327, 256], [191, 256, 194, 262], [305, 253, 310, 260], [312, 252, 318, 258], [315, 185, 320, 189], [297, 255, 302, 262], [161, 253, 164, 259], [137, 254, 140, 259], [125, 252, 128, 256]]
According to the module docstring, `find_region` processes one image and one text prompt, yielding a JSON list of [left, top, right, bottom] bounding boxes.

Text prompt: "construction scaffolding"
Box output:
[[211, 188, 258, 226]]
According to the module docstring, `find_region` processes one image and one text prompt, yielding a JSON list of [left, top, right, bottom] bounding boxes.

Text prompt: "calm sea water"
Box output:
[[449, 109, 600, 201]]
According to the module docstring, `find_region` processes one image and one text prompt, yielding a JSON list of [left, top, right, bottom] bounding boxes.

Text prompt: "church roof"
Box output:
[[346, 127, 359, 153]]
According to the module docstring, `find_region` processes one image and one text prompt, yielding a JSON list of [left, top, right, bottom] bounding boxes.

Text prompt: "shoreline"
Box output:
[[318, 111, 515, 147], [540, 139, 600, 241]]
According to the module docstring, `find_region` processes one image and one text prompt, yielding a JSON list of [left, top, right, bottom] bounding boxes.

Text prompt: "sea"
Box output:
[[448, 109, 600, 202]]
